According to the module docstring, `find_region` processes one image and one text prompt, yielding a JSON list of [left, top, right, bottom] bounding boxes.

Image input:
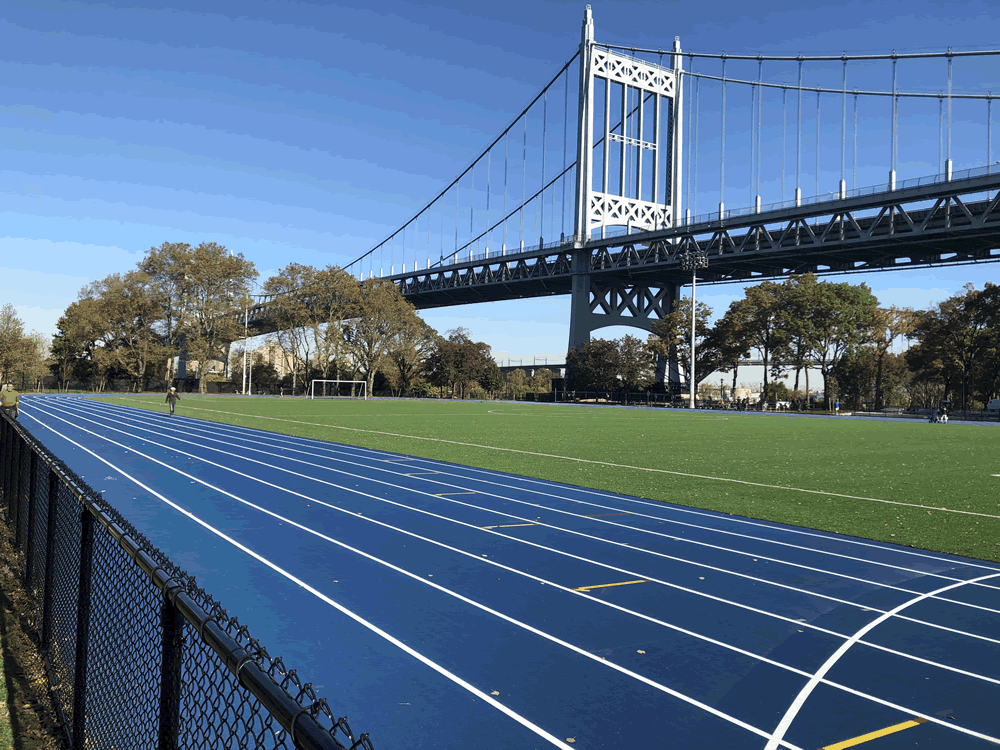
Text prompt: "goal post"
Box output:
[[309, 379, 367, 400]]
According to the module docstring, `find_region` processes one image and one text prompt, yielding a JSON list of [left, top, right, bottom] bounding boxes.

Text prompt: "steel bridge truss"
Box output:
[[394, 171, 1000, 308]]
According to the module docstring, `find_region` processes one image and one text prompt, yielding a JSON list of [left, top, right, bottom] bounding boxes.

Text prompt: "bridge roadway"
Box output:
[[244, 170, 1000, 335]]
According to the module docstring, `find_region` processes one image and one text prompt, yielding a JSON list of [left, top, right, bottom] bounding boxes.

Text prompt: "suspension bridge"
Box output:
[[247, 5, 1000, 386]]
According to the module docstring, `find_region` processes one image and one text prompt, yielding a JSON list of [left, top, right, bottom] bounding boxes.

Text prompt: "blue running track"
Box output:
[[18, 394, 1000, 750]]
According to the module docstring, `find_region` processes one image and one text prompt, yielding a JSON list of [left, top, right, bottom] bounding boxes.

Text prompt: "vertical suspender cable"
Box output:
[[693, 76, 700, 216], [503, 131, 508, 252], [750, 80, 756, 205], [989, 95, 993, 175], [541, 91, 547, 243], [781, 87, 787, 199], [756, 57, 763, 198], [521, 116, 527, 248], [470, 165, 475, 254], [563, 70, 569, 239], [486, 150, 491, 252], [891, 53, 898, 178], [796, 56, 803, 196], [938, 95, 944, 174], [686, 59, 694, 216], [853, 92, 858, 190], [841, 57, 847, 189], [720, 55, 726, 213], [455, 183, 459, 260], [815, 91, 821, 198], [947, 50, 953, 169]]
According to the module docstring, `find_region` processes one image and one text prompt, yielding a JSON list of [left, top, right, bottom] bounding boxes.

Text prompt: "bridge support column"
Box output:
[[567, 256, 680, 388]]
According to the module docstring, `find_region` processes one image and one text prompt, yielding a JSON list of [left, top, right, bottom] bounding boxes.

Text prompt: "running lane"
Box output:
[[20, 395, 1000, 750]]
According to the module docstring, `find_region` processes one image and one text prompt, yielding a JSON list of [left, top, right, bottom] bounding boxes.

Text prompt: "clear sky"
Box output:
[[3, 0, 1000, 371]]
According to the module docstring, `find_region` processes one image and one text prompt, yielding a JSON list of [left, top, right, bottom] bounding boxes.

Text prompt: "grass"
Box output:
[[98, 394, 1000, 563]]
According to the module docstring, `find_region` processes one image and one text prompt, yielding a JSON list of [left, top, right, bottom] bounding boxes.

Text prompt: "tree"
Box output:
[[506, 369, 529, 399], [617, 334, 654, 390], [722, 282, 789, 402], [804, 280, 879, 410], [424, 328, 495, 398], [529, 367, 555, 397], [0, 304, 26, 384], [384, 317, 438, 396], [649, 298, 719, 390], [142, 241, 256, 392], [343, 279, 421, 395], [905, 283, 1000, 411], [262, 263, 315, 390], [566, 338, 620, 391]]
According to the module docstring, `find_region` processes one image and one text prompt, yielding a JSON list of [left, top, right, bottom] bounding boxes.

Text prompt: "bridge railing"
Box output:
[[0, 411, 373, 750]]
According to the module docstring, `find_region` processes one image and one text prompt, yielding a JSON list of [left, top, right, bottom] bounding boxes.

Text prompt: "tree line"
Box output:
[[569, 274, 1000, 412], [7, 239, 999, 409]]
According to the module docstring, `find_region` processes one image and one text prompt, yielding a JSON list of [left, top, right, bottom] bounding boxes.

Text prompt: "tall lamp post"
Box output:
[[679, 249, 709, 409]]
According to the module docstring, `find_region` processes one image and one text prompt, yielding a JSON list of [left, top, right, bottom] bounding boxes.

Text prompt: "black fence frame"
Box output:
[[0, 410, 374, 750]]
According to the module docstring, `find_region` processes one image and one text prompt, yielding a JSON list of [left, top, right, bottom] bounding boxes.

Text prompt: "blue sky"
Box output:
[[2, 0, 1000, 371]]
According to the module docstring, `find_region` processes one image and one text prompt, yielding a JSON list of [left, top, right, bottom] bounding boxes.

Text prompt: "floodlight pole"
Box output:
[[242, 303, 249, 395]]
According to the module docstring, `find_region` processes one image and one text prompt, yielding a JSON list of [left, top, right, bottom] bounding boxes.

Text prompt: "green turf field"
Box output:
[[101, 395, 1000, 563]]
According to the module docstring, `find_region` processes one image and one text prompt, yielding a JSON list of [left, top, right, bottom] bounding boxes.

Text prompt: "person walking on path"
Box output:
[[1, 383, 19, 420], [166, 386, 181, 416]]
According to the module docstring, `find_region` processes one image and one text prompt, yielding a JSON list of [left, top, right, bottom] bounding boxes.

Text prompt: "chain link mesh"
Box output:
[[0, 412, 375, 750]]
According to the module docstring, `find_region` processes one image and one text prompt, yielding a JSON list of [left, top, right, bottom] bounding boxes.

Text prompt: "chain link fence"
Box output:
[[0, 410, 376, 750]]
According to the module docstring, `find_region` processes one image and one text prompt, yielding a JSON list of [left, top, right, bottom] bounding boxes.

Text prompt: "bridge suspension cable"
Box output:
[[602, 44, 1000, 62]]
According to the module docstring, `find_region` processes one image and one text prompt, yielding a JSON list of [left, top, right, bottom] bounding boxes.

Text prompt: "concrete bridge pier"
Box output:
[[567, 248, 680, 389]]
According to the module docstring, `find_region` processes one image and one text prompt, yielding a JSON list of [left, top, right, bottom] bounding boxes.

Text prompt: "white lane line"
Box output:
[[96, 393, 1000, 574], [764, 572, 1000, 750], [22, 411, 577, 750], [114, 397, 1000, 522], [39, 401, 1000, 748], [52, 402, 1000, 648], [40, 400, 1000, 683], [72, 400, 1000, 601], [66, 399, 1000, 618], [25, 405, 804, 750]]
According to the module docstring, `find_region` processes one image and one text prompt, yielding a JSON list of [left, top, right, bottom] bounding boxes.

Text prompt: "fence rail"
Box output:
[[0, 410, 375, 750]]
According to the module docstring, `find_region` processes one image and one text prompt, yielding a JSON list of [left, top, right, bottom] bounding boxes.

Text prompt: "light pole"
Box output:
[[679, 249, 709, 409]]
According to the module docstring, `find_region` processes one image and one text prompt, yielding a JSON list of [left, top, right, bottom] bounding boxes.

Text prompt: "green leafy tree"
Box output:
[[649, 298, 718, 390], [724, 281, 790, 402], [566, 338, 620, 391], [344, 279, 421, 395]]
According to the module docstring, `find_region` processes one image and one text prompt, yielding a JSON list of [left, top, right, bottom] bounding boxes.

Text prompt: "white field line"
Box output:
[[43, 399, 1000, 659], [24, 404, 804, 750], [97, 394, 1000, 581], [76, 400, 1000, 614], [67, 399, 1000, 615], [764, 571, 1000, 750], [107, 396, 1000, 522]]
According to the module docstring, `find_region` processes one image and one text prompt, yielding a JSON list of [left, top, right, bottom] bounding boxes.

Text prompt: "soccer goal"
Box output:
[[309, 379, 367, 400]]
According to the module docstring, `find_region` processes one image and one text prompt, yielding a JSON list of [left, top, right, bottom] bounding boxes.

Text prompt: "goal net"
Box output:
[[309, 379, 367, 400]]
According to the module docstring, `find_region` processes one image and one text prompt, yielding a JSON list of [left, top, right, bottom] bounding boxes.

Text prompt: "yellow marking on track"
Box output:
[[573, 579, 648, 592], [434, 491, 479, 496], [820, 717, 927, 749], [480, 523, 539, 530], [584, 512, 631, 517]]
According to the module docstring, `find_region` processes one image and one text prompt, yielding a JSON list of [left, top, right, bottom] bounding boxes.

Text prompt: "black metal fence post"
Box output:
[[24, 451, 38, 587], [158, 587, 184, 750], [72, 510, 95, 749], [40, 469, 60, 650]]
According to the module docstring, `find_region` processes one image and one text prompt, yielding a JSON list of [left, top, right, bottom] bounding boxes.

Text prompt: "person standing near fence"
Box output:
[[1, 383, 19, 420], [166, 386, 181, 416]]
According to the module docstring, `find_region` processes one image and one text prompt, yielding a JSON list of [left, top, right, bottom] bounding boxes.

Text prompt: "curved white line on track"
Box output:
[[765, 571, 1000, 750], [24, 405, 804, 750], [31, 399, 1000, 748], [58, 398, 1000, 622], [112, 397, 1000, 522]]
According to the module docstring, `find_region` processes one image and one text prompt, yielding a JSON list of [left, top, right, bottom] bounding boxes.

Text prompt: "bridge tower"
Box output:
[[569, 6, 684, 385]]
